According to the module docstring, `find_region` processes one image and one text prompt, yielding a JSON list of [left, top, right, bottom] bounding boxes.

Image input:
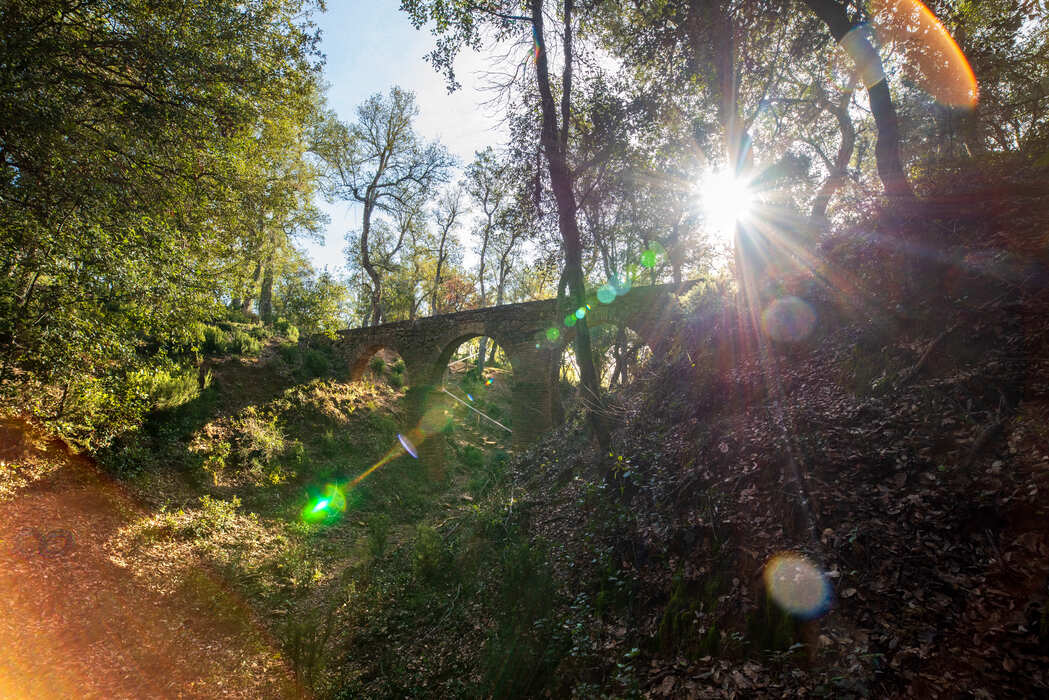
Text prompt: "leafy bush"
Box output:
[[413, 524, 447, 582], [148, 366, 208, 411], [248, 324, 270, 340], [388, 373, 404, 389], [203, 325, 229, 355], [303, 349, 331, 377], [278, 342, 301, 365], [187, 495, 241, 538], [233, 408, 286, 471], [369, 355, 386, 375], [391, 358, 405, 375], [275, 317, 300, 343], [229, 329, 262, 355]]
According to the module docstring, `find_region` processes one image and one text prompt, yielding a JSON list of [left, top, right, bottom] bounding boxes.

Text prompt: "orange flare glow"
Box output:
[[872, 0, 978, 107]]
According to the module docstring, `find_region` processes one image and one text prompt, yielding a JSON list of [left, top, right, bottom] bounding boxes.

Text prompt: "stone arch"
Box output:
[[348, 343, 412, 385]]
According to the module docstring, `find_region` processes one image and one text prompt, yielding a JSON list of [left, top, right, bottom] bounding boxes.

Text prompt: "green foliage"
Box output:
[[233, 408, 287, 481], [391, 358, 406, 375], [0, 0, 325, 444], [388, 373, 404, 389], [187, 495, 242, 538], [147, 366, 209, 412], [412, 524, 447, 582], [275, 318, 300, 343], [203, 326, 230, 355], [273, 269, 351, 338], [369, 355, 386, 375], [229, 330, 262, 356], [303, 349, 331, 378]]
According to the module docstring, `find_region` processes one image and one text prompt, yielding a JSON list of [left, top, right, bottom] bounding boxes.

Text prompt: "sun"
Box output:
[[698, 170, 755, 245]]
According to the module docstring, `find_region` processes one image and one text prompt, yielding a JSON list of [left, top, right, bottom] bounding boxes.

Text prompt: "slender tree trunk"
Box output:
[[531, 0, 609, 450], [801, 0, 914, 202], [259, 259, 274, 323], [241, 259, 262, 315], [360, 197, 384, 326], [810, 87, 856, 223]]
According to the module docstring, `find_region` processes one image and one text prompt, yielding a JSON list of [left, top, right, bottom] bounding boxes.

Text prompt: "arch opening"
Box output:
[[350, 345, 408, 390], [436, 334, 516, 437]]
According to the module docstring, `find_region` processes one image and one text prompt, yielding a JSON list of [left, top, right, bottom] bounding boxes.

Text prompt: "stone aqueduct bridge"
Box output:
[[322, 281, 694, 449]]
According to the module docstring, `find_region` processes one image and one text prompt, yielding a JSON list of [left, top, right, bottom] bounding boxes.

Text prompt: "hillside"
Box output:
[[0, 343, 513, 697]]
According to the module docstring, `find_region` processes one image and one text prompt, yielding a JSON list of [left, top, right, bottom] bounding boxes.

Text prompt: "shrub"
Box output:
[[369, 355, 386, 375], [303, 349, 330, 377], [278, 342, 301, 365], [249, 324, 270, 340], [229, 329, 262, 355], [413, 524, 447, 582], [170, 321, 208, 355], [149, 366, 207, 411], [187, 495, 241, 538], [388, 373, 404, 389], [234, 408, 286, 470], [275, 317, 300, 343], [391, 358, 405, 375], [202, 325, 229, 355]]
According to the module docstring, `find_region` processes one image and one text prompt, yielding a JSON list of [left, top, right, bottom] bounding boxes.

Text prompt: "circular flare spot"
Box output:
[[640, 249, 657, 268], [763, 553, 832, 620], [575, 307, 586, 319], [546, 327, 560, 342], [761, 296, 816, 343], [597, 285, 616, 304], [564, 314, 577, 328], [420, 406, 452, 435]]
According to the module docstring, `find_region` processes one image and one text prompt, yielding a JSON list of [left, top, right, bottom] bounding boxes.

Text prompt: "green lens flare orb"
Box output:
[[640, 249, 656, 268], [546, 327, 560, 342], [574, 307, 586, 319], [302, 484, 347, 522], [597, 284, 615, 304], [564, 314, 577, 328]]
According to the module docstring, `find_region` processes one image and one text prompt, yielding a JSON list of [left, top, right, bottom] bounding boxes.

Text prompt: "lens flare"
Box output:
[[872, 0, 978, 107], [763, 553, 832, 620], [597, 284, 616, 304], [640, 249, 657, 268], [465, 393, 474, 402], [761, 296, 817, 343], [397, 433, 418, 459], [611, 272, 633, 296], [564, 314, 577, 328], [574, 307, 586, 319], [302, 484, 347, 522], [546, 327, 560, 342], [484, 377, 494, 386], [699, 171, 754, 243]]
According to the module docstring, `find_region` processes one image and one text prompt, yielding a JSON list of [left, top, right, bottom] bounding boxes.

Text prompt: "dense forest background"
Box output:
[[3, 0, 1049, 696], [3, 0, 1045, 450]]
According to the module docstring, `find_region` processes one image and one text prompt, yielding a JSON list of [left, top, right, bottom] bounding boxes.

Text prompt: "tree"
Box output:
[[314, 87, 453, 325], [465, 148, 513, 371], [0, 0, 324, 442], [403, 0, 611, 450], [431, 186, 467, 314]]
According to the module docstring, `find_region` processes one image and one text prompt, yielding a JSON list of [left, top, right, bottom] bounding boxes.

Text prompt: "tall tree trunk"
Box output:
[[360, 198, 384, 326], [241, 259, 262, 315], [801, 0, 914, 202], [531, 0, 609, 450], [259, 259, 274, 323]]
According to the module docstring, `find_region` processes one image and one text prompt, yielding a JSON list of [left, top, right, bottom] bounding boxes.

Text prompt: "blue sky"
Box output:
[[300, 2, 506, 273]]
